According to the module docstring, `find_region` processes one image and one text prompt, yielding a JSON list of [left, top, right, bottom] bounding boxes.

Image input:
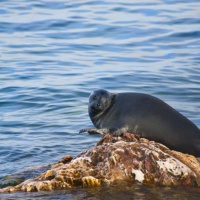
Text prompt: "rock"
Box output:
[[1, 133, 200, 193]]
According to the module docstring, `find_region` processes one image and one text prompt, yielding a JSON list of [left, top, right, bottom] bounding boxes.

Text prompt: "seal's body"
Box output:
[[84, 89, 200, 157]]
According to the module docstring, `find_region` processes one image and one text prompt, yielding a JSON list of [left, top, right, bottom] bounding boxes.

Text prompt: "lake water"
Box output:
[[0, 0, 200, 199]]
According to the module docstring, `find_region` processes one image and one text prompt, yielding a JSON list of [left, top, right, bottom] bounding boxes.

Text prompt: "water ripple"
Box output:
[[0, 0, 200, 198]]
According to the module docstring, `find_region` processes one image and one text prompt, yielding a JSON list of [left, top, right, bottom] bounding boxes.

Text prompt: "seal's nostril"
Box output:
[[90, 103, 101, 111]]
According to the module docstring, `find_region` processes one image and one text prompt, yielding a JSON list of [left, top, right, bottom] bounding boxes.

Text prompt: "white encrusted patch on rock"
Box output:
[[157, 157, 194, 176]]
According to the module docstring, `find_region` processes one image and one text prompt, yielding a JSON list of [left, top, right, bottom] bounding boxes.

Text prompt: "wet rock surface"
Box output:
[[1, 133, 200, 192]]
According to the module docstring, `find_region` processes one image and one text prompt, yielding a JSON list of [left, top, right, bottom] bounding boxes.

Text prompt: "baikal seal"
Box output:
[[80, 89, 200, 157]]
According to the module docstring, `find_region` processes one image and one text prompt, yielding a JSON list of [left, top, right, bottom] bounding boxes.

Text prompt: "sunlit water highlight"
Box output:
[[0, 0, 200, 199]]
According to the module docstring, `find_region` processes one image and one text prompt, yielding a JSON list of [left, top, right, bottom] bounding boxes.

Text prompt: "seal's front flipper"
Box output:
[[80, 128, 101, 135], [79, 128, 108, 135], [79, 128, 91, 134]]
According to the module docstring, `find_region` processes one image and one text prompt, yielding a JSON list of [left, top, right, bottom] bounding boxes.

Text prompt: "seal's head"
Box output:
[[88, 89, 114, 118]]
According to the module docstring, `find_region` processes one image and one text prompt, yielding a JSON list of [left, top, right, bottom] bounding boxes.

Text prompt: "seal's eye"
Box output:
[[93, 95, 98, 100]]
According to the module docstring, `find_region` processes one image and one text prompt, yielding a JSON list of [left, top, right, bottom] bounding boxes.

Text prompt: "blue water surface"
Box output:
[[0, 0, 200, 199]]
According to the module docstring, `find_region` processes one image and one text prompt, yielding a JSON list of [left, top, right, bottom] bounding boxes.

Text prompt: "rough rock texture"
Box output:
[[1, 133, 200, 192]]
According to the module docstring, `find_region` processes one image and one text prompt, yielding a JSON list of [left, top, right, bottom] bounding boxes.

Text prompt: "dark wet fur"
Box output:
[[85, 89, 200, 157]]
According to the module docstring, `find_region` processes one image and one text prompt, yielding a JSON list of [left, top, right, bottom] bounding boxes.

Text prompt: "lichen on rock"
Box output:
[[1, 133, 200, 193]]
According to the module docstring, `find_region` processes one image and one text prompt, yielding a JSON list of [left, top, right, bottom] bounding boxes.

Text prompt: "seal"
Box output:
[[80, 89, 200, 157]]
